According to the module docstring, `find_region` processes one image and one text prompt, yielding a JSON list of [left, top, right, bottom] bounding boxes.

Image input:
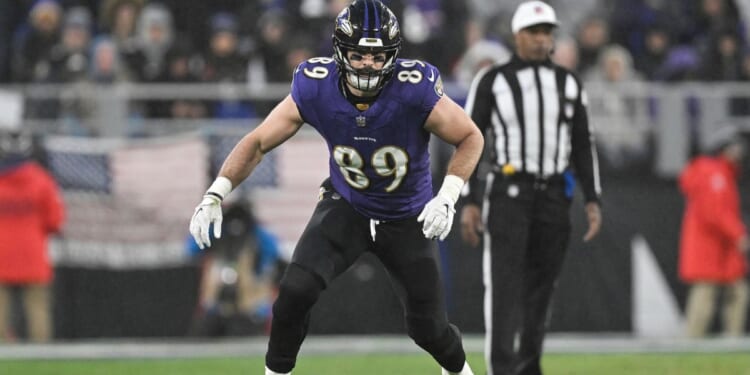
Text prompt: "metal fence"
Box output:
[[4, 80, 750, 178]]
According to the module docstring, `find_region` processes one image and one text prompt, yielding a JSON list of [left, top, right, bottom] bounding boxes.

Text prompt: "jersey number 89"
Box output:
[[333, 145, 408, 192]]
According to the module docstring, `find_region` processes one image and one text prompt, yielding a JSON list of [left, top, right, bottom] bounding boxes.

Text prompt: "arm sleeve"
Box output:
[[569, 85, 601, 203], [461, 67, 494, 206]]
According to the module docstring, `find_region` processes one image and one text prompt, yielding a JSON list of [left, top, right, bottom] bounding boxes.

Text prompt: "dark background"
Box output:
[[35, 170, 748, 339]]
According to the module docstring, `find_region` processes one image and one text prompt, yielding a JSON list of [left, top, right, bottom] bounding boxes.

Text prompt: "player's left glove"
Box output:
[[418, 175, 464, 241], [189, 177, 232, 249]]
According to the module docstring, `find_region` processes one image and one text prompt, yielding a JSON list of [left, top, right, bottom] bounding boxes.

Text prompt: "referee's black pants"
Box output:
[[483, 173, 572, 375]]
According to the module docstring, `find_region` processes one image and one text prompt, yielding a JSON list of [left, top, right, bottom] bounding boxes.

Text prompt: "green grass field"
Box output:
[[2, 352, 750, 375]]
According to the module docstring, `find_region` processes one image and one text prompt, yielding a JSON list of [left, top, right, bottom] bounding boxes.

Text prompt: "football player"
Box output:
[[189, 1, 483, 374]]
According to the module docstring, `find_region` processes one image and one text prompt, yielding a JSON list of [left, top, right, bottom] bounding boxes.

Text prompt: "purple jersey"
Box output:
[[291, 57, 445, 220]]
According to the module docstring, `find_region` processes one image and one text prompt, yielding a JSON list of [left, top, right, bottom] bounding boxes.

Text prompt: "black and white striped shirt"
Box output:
[[464, 54, 601, 204]]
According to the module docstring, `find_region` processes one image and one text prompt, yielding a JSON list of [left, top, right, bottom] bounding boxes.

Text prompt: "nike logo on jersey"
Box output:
[[427, 69, 435, 82]]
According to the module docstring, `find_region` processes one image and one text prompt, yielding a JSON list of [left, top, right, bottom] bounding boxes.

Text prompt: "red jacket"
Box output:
[[678, 155, 746, 283], [0, 162, 64, 283]]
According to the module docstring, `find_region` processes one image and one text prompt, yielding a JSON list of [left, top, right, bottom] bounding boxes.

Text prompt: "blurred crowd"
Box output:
[[0, 0, 749, 118]]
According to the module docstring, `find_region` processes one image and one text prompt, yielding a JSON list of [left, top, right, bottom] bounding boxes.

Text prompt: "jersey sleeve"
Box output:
[[422, 63, 444, 112], [290, 61, 315, 124], [393, 59, 444, 114], [291, 58, 337, 126]]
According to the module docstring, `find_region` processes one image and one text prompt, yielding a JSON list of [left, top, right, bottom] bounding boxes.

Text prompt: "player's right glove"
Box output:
[[417, 175, 464, 241], [189, 177, 232, 249]]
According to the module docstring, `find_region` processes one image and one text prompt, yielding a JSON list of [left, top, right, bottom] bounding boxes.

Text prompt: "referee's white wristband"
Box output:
[[205, 176, 233, 201], [438, 175, 464, 204]]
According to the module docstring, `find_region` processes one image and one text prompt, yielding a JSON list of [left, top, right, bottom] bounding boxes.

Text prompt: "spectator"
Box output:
[[201, 12, 247, 83], [0, 129, 65, 342], [130, 2, 174, 82], [697, 29, 746, 116], [552, 35, 579, 72], [41, 6, 96, 134], [98, 0, 144, 42], [585, 44, 649, 168], [154, 0, 247, 53], [678, 127, 748, 338], [287, 0, 331, 44], [201, 12, 255, 119], [11, 0, 63, 83], [47, 6, 93, 83], [88, 36, 130, 83], [0, 1, 27, 82], [453, 39, 510, 91], [552, 0, 610, 37], [284, 34, 315, 78], [608, 0, 689, 56], [575, 15, 609, 77], [688, 0, 743, 49], [158, 40, 207, 119], [50, 36, 131, 136], [189, 198, 281, 337], [634, 25, 672, 80], [23, 6, 93, 125], [399, 0, 469, 75], [452, 19, 511, 90], [255, 9, 293, 83], [98, 0, 145, 78], [698, 29, 743, 82]]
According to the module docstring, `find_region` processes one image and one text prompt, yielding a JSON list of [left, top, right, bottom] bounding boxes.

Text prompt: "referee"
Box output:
[[459, 2, 602, 375]]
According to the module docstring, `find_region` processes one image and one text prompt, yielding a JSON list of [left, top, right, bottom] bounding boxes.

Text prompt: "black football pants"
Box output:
[[265, 180, 466, 373], [483, 174, 572, 375]]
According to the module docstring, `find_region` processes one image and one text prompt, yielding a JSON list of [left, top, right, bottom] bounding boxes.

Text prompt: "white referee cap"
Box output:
[[511, 1, 559, 34]]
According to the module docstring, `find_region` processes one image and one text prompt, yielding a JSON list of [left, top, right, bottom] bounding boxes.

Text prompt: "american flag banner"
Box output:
[[45, 130, 329, 268], [253, 132, 329, 260], [47, 134, 209, 268]]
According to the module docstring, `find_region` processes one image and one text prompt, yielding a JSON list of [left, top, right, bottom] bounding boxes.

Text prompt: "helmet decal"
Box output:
[[387, 8, 399, 40], [336, 7, 353, 37]]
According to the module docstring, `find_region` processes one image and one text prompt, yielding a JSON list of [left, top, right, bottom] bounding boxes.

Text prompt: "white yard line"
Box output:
[[0, 334, 748, 360]]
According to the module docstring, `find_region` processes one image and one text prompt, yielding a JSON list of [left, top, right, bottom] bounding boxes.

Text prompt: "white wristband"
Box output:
[[205, 176, 233, 200], [438, 175, 464, 204]]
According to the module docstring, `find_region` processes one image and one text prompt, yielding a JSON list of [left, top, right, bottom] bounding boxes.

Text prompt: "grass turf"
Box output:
[[2, 352, 749, 374]]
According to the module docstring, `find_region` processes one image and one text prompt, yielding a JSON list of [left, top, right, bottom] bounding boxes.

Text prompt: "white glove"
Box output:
[[418, 194, 456, 241], [189, 177, 232, 249], [417, 175, 464, 241], [189, 195, 223, 249]]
